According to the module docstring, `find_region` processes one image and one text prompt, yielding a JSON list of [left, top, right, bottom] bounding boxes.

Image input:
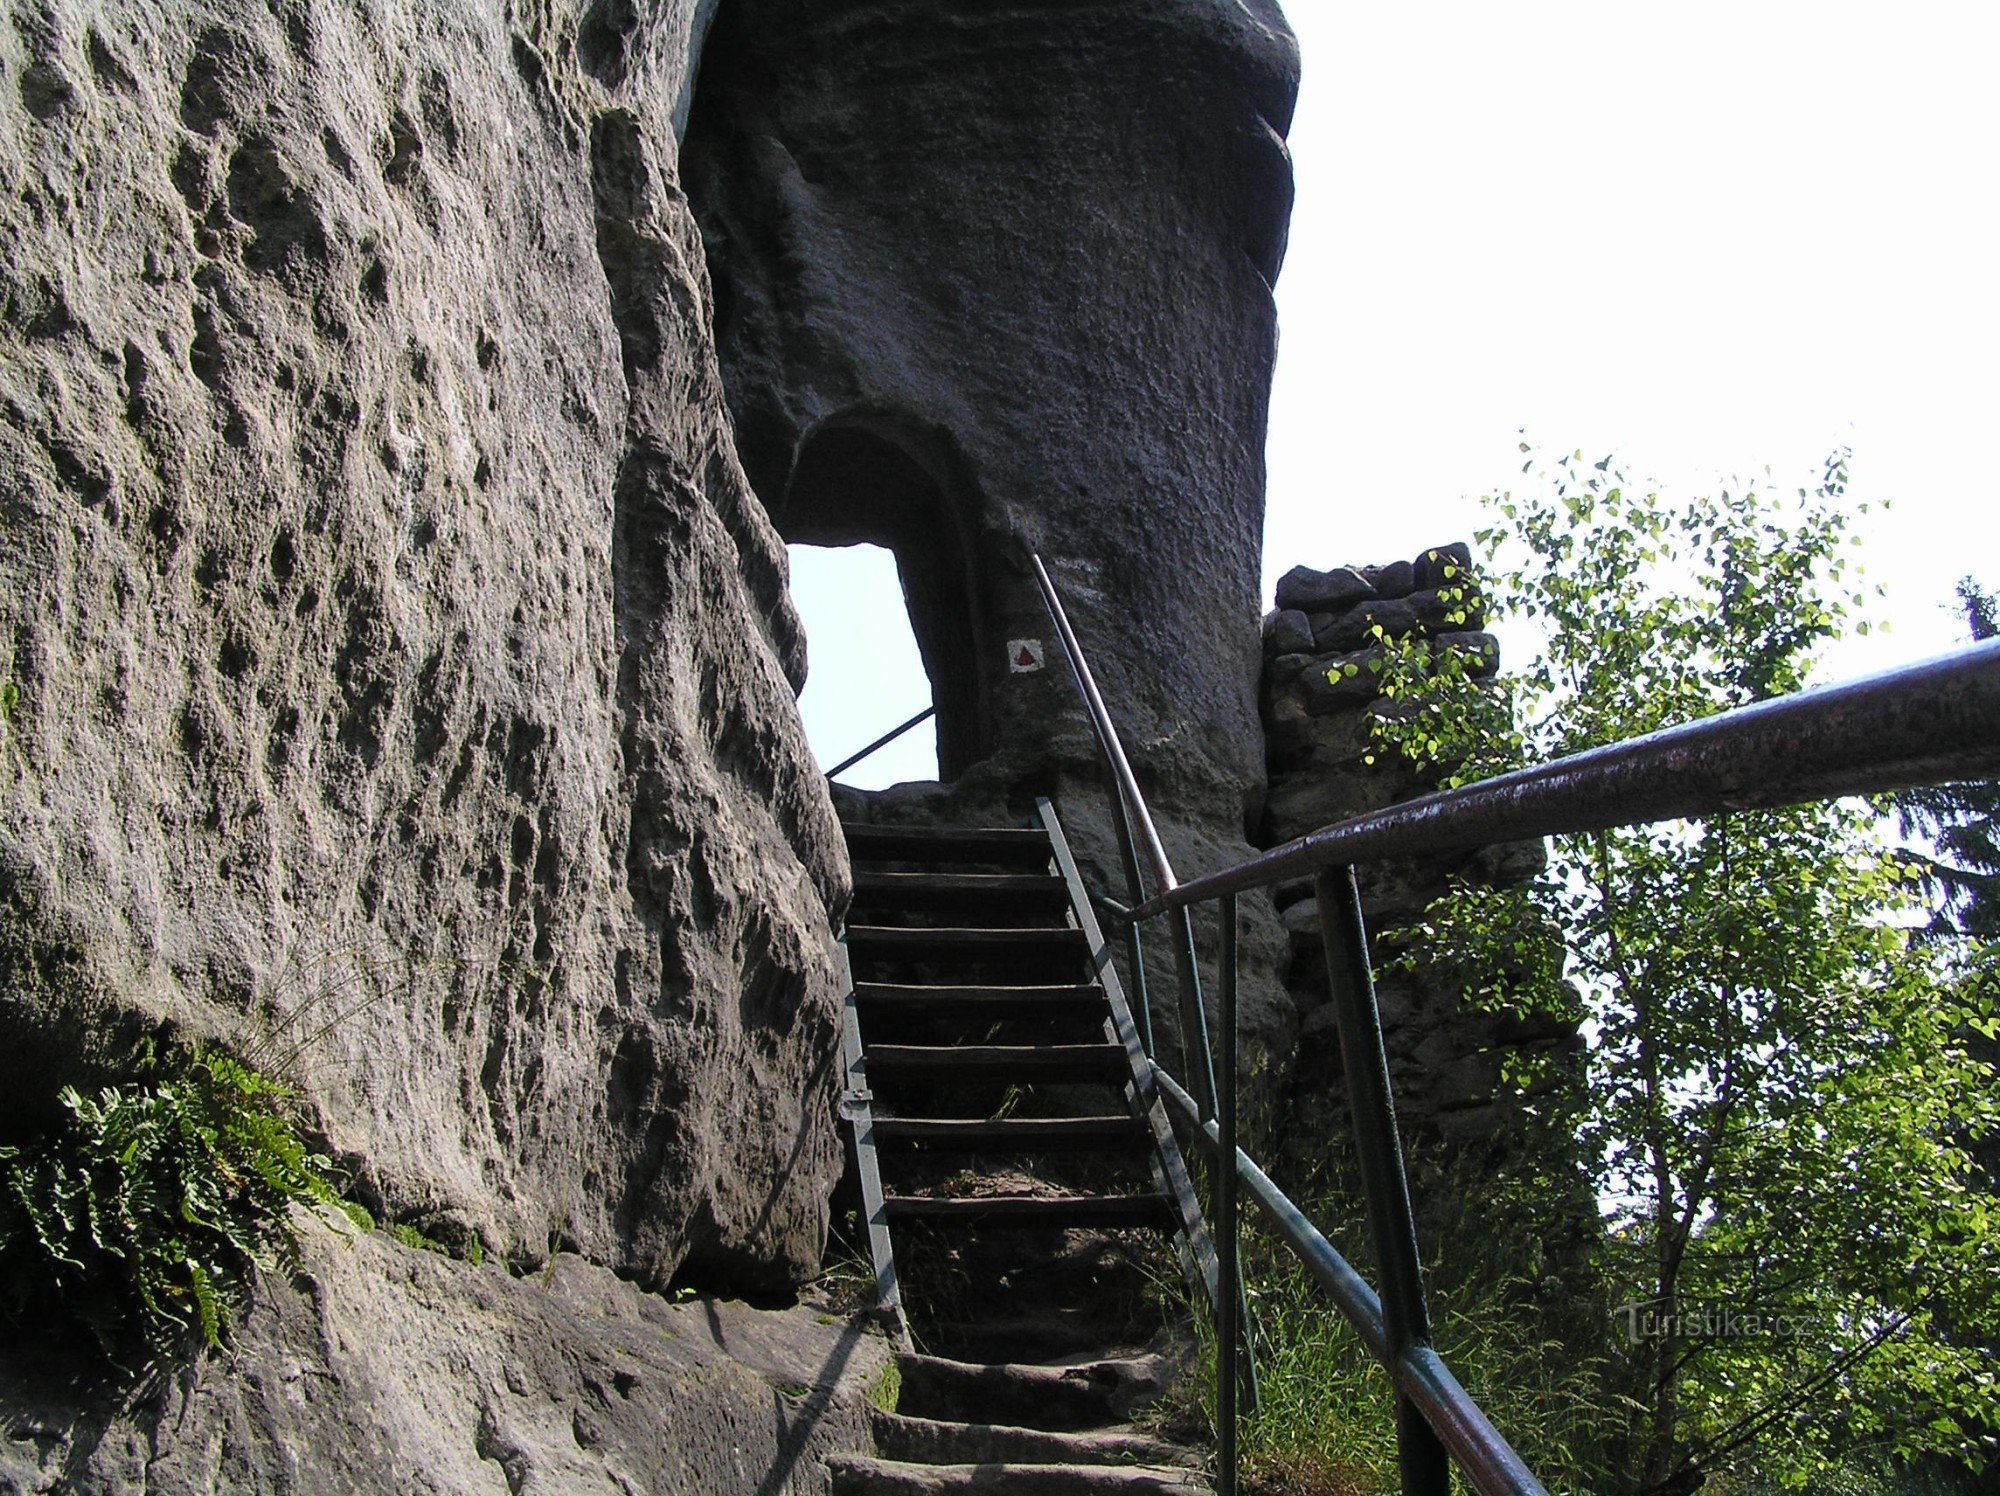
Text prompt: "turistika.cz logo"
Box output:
[[1613, 1300, 1820, 1346]]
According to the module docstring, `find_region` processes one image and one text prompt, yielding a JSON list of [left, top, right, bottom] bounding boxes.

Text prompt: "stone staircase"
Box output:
[[833, 805, 1215, 1492], [829, 1352, 1207, 1493]]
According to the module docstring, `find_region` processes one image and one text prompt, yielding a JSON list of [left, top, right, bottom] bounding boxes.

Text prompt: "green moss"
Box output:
[[866, 1358, 902, 1414], [387, 1222, 451, 1256]]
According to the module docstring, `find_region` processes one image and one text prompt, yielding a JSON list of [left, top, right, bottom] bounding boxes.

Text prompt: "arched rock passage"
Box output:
[[779, 417, 992, 782]]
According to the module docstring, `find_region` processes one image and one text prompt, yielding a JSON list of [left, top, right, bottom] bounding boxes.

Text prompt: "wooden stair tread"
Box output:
[[847, 925, 1089, 951], [873, 1116, 1149, 1151], [882, 1193, 1177, 1229], [853, 982, 1105, 1015], [865, 1043, 1128, 1078], [844, 823, 1054, 866], [853, 871, 1073, 909]]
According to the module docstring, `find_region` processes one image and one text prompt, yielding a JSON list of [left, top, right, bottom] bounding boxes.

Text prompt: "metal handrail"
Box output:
[[1028, 553, 1181, 891], [1030, 552, 1220, 1115], [1029, 551, 1528, 1495], [1155, 1070, 1546, 1495], [1029, 540, 2000, 1496], [1132, 638, 2000, 919], [824, 705, 937, 781]]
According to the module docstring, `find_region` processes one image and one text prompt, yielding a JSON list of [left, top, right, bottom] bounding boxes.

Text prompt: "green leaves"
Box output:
[[0, 1050, 346, 1360], [1379, 446, 2000, 1487]]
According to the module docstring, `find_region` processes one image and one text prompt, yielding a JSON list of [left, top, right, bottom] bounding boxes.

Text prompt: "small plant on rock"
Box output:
[[0, 1048, 355, 1361]]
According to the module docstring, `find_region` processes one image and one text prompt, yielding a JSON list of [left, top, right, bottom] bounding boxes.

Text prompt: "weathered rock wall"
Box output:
[[684, 0, 1303, 1106], [0, 1216, 893, 1494], [0, 0, 842, 1292]]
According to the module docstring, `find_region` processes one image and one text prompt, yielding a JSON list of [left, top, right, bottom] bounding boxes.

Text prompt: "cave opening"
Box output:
[[777, 419, 990, 783]]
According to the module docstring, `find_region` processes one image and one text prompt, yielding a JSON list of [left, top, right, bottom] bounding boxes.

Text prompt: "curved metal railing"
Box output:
[[1028, 549, 2000, 1496]]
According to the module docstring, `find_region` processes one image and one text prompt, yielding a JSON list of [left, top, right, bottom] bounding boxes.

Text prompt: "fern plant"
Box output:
[[0, 1049, 352, 1359]]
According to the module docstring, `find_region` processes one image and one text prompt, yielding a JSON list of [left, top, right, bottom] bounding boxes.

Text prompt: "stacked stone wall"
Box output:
[[1257, 545, 1576, 1176]]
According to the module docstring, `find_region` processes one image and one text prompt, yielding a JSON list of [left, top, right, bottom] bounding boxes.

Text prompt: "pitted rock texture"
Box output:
[[687, 0, 1301, 1124], [0, 0, 843, 1293], [686, 0, 1296, 804], [0, 1218, 894, 1495]]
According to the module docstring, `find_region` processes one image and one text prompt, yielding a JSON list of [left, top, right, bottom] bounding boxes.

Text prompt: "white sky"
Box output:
[[796, 1, 2000, 788]]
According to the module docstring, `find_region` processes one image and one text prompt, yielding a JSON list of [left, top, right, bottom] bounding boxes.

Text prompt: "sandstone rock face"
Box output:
[[0, 0, 843, 1293], [0, 1217, 893, 1494], [686, 0, 1296, 803], [685, 0, 1302, 1111]]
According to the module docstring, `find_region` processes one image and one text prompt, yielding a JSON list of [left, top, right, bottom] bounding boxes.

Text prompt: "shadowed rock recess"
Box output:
[[0, 0, 1299, 1488]]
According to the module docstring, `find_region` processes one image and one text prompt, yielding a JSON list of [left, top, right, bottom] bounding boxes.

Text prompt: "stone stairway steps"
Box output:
[[830, 1352, 1211, 1496], [825, 1453, 1210, 1494], [894, 1353, 1174, 1431], [869, 1409, 1197, 1469], [837, 809, 1215, 1488]]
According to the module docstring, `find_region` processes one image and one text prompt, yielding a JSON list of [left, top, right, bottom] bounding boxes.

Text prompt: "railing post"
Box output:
[[1106, 788, 1157, 1056], [1173, 909, 1220, 1122], [1316, 865, 1450, 1496], [1217, 893, 1239, 1496]]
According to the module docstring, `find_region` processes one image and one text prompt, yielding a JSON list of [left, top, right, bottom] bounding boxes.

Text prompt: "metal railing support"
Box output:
[[1107, 789, 1159, 1056], [1156, 1069, 1548, 1496], [824, 705, 937, 781], [1217, 892, 1240, 1496], [1172, 907, 1220, 1121], [1317, 865, 1450, 1495]]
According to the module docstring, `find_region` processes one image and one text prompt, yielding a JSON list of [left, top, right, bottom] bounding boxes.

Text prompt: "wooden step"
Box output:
[[882, 1193, 1177, 1230], [846, 926, 1091, 962], [844, 823, 1054, 868], [872, 1116, 1149, 1153], [852, 871, 1073, 912], [853, 983, 1105, 1019], [864, 1043, 1128, 1081]]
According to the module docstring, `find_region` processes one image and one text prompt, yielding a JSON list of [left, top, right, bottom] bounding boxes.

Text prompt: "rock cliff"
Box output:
[[0, 0, 1301, 1486], [685, 0, 1302, 1112], [0, 0, 841, 1295]]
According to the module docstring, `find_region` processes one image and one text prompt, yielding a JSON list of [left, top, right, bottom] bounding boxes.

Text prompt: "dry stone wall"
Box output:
[[1258, 545, 1576, 1168]]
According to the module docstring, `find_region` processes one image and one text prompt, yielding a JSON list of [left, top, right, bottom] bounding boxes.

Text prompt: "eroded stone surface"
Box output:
[[0, 1217, 893, 1494], [688, 0, 1302, 1121], [0, 0, 842, 1292]]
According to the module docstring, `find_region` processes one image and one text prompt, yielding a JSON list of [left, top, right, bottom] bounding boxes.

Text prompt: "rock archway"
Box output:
[[780, 416, 992, 782]]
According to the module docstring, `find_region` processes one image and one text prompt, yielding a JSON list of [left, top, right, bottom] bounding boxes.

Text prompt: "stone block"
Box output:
[[1414, 541, 1474, 590], [1365, 559, 1417, 599], [1313, 597, 1421, 652], [1262, 607, 1315, 656], [1275, 564, 1375, 613]]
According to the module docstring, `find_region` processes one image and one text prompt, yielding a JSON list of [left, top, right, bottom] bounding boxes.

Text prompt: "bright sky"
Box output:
[[795, 2, 2000, 788]]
